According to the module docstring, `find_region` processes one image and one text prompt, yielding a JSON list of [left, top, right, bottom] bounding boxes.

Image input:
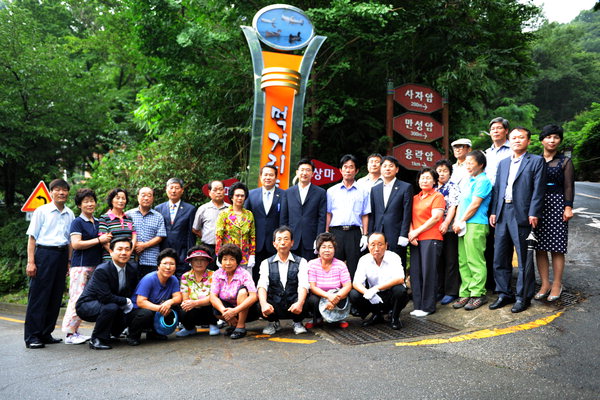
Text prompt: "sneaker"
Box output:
[[464, 296, 488, 311], [411, 310, 430, 317], [262, 321, 281, 335], [65, 332, 88, 345], [217, 319, 227, 329], [292, 322, 307, 334], [208, 324, 220, 336], [176, 328, 197, 337], [452, 297, 471, 309]]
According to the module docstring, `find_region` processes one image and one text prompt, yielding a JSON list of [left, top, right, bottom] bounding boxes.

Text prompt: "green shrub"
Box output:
[[0, 208, 28, 293]]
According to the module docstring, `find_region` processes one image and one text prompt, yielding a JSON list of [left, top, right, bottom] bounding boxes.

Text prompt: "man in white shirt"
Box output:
[[357, 153, 383, 191], [258, 226, 309, 335], [449, 138, 472, 191], [192, 180, 230, 265], [485, 117, 512, 186], [484, 117, 513, 291], [25, 179, 75, 348], [349, 233, 409, 330]]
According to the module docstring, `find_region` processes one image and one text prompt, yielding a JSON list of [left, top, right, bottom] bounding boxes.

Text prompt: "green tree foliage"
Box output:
[[0, 0, 145, 207], [87, 123, 250, 213], [526, 18, 600, 125], [563, 103, 600, 180], [301, 0, 540, 164]]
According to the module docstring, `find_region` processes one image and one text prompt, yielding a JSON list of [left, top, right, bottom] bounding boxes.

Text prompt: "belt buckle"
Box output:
[[342, 226, 351, 231]]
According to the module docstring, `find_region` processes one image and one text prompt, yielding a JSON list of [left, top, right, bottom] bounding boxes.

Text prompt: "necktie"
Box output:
[[118, 267, 125, 292], [264, 191, 271, 214], [170, 204, 177, 224]]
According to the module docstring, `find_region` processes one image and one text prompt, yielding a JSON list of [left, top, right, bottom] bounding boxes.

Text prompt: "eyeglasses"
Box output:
[[159, 262, 176, 268]]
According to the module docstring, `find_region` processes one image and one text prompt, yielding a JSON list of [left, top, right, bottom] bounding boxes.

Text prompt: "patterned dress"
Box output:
[[215, 206, 256, 265], [180, 270, 213, 300], [537, 154, 574, 254]]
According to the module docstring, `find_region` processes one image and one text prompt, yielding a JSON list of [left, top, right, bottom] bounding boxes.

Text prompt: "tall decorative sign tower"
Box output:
[[242, 4, 326, 189]]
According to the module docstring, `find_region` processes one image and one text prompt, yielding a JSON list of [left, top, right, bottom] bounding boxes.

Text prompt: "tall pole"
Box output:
[[442, 91, 449, 159], [386, 80, 394, 156]]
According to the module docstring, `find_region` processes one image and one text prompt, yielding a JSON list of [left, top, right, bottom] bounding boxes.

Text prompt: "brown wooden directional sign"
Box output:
[[392, 142, 443, 171], [393, 112, 443, 143], [394, 83, 443, 114]]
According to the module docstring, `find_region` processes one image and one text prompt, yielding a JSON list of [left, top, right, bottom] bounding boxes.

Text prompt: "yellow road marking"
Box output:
[[0, 316, 24, 324], [395, 311, 563, 346], [268, 337, 317, 344]]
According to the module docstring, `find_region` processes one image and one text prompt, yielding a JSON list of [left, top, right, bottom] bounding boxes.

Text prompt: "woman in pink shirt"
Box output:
[[306, 233, 352, 329], [209, 243, 259, 339]]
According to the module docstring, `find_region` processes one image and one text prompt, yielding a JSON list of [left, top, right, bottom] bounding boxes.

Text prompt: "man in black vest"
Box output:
[[257, 226, 309, 335], [76, 236, 138, 350]]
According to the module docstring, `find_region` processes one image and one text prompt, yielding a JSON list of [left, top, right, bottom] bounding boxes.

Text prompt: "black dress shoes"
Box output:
[[89, 337, 112, 350], [389, 318, 403, 330], [147, 332, 168, 341], [41, 335, 63, 344], [511, 300, 530, 313], [26, 339, 45, 349], [361, 312, 385, 327], [489, 296, 515, 310], [126, 336, 141, 346]]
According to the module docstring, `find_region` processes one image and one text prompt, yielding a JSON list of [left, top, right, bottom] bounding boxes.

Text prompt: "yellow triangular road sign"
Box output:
[[21, 181, 52, 212]]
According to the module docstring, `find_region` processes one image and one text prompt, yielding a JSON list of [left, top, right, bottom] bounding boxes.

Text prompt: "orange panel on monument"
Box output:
[[258, 51, 302, 189]]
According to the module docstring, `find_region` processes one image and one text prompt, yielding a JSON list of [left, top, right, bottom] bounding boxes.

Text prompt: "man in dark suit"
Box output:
[[368, 156, 413, 271], [280, 159, 327, 262], [489, 127, 546, 313], [76, 236, 138, 350], [245, 165, 285, 281], [155, 178, 197, 278]]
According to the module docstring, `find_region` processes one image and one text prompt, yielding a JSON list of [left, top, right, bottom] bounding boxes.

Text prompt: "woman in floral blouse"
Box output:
[[434, 159, 460, 305], [215, 182, 256, 273], [176, 245, 219, 337]]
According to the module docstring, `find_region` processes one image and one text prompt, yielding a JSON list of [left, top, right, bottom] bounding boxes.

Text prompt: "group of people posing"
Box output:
[[23, 117, 573, 350]]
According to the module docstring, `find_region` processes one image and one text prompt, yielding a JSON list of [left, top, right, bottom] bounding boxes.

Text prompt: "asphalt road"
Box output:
[[1, 182, 599, 399]]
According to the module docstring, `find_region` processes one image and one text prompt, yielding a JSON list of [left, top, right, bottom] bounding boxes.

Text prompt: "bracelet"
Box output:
[[98, 237, 101, 244]]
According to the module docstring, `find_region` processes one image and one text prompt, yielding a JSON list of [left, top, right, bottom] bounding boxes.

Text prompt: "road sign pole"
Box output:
[[386, 80, 394, 156], [442, 92, 449, 159]]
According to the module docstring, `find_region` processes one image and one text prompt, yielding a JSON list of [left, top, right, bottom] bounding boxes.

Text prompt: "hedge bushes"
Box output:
[[0, 208, 28, 293]]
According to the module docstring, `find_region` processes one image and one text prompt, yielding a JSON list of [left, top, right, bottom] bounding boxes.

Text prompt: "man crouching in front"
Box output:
[[76, 236, 138, 350]]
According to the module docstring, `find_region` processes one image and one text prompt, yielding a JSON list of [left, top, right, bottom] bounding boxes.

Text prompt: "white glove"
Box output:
[[363, 286, 379, 300], [359, 235, 368, 252], [313, 240, 318, 255], [247, 255, 256, 269], [397, 236, 409, 247], [369, 294, 383, 304], [122, 298, 133, 314]]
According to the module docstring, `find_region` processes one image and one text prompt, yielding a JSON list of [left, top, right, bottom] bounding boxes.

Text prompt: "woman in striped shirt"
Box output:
[[98, 188, 137, 261]]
